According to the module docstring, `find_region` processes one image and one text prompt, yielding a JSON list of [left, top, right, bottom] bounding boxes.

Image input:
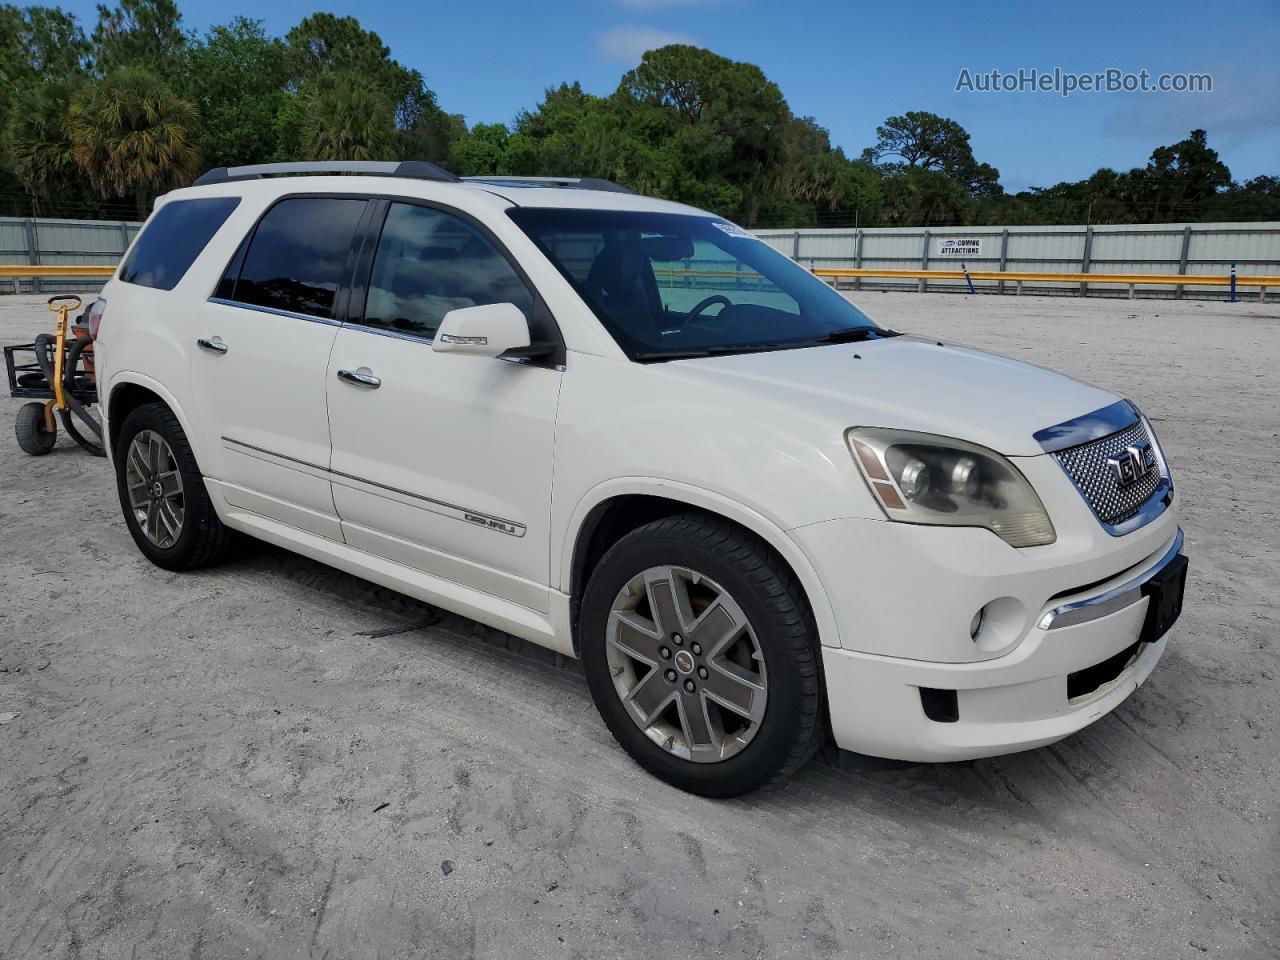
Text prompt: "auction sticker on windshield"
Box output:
[[711, 221, 758, 240]]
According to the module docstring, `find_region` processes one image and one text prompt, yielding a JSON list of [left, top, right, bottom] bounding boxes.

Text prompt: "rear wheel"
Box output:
[[15, 402, 56, 455], [114, 403, 230, 570], [580, 513, 823, 796]]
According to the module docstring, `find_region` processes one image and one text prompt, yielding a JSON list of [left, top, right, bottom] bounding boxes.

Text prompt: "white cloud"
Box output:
[[618, 0, 715, 8], [597, 25, 695, 64]]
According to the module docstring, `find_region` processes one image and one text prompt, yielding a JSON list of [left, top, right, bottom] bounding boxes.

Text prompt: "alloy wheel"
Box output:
[[606, 565, 768, 763], [124, 429, 185, 548]]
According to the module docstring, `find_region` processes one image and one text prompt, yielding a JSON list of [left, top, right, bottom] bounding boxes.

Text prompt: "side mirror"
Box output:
[[432, 303, 530, 358]]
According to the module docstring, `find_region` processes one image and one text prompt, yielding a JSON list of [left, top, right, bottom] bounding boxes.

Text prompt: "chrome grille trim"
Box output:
[[1040, 406, 1173, 537], [1033, 399, 1140, 453], [1055, 420, 1162, 524]]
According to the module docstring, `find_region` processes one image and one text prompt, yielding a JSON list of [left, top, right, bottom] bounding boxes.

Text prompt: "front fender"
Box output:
[[558, 476, 843, 649]]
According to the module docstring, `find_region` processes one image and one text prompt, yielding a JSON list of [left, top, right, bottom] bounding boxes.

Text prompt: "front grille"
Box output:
[[1053, 420, 1163, 526]]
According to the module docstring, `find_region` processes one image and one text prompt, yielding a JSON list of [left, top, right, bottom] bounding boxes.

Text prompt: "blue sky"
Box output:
[[59, 0, 1280, 191]]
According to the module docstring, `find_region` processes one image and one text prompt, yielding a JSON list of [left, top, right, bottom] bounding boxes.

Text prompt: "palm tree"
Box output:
[[7, 80, 83, 214], [68, 66, 198, 219], [299, 71, 395, 162]]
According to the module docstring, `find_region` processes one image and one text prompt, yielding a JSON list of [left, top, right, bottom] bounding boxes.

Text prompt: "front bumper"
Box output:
[[821, 623, 1169, 762], [792, 509, 1184, 762]]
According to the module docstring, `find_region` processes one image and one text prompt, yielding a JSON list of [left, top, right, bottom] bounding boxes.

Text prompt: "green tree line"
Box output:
[[2, 0, 1277, 226]]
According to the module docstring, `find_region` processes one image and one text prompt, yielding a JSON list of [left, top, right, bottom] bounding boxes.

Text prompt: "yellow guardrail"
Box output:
[[812, 267, 1280, 300], [3, 264, 1277, 299], [657, 264, 1278, 300], [813, 267, 1280, 285], [0, 265, 116, 278]]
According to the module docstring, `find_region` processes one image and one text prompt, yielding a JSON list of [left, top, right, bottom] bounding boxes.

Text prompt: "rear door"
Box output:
[[191, 195, 369, 540], [325, 200, 563, 610]]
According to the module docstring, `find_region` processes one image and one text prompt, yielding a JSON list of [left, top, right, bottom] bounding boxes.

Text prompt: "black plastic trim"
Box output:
[[463, 176, 633, 195], [919, 687, 959, 723]]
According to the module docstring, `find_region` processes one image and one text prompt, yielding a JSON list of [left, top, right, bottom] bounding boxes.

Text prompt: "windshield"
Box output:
[[507, 208, 883, 360]]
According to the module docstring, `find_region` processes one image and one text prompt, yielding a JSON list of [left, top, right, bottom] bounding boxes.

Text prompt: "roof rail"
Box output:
[[463, 176, 634, 195], [192, 160, 460, 187]]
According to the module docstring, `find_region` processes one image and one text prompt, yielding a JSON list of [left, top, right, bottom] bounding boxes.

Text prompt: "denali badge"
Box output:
[[1106, 441, 1155, 488], [464, 512, 521, 536]]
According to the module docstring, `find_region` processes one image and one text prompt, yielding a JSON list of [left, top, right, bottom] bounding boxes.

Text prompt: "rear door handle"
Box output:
[[196, 336, 228, 355], [337, 368, 381, 389]]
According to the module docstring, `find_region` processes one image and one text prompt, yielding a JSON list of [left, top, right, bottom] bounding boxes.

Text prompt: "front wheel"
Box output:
[[113, 403, 231, 570], [580, 514, 824, 797]]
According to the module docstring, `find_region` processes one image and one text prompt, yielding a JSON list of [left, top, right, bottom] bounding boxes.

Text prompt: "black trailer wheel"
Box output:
[[15, 402, 56, 455]]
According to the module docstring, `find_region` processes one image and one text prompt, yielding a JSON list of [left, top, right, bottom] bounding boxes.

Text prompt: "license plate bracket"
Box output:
[[1140, 553, 1188, 645]]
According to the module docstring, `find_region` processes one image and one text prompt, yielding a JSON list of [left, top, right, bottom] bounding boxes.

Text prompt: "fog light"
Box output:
[[969, 597, 1027, 655], [969, 606, 985, 639]]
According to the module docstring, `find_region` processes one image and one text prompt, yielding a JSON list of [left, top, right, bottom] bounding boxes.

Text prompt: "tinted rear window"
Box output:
[[119, 197, 240, 291], [231, 197, 367, 318]]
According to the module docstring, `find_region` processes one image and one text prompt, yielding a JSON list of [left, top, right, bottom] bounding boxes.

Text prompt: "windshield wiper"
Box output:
[[634, 343, 792, 362], [634, 328, 901, 362], [804, 326, 899, 345]]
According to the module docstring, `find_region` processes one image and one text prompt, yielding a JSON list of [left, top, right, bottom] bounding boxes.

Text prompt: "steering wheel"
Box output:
[[686, 294, 731, 323]]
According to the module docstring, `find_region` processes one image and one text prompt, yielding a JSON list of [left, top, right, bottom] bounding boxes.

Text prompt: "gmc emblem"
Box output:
[[1107, 441, 1155, 488]]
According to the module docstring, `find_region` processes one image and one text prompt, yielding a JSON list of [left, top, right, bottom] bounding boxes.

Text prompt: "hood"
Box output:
[[666, 336, 1119, 457]]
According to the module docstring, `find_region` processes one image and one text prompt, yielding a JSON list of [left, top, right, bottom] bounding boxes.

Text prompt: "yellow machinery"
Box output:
[[6, 295, 105, 457]]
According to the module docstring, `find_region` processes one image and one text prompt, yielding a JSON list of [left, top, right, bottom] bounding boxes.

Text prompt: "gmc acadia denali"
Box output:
[[90, 161, 1188, 796]]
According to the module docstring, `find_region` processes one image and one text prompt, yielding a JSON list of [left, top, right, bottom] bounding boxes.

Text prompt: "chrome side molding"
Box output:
[[220, 436, 526, 537]]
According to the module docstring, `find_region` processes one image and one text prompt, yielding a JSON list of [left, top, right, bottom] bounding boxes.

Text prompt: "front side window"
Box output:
[[508, 208, 882, 360], [119, 197, 240, 291], [360, 202, 534, 340], [230, 197, 367, 318]]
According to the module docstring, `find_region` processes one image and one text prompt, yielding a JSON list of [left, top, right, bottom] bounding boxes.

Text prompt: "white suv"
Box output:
[[93, 161, 1187, 796]]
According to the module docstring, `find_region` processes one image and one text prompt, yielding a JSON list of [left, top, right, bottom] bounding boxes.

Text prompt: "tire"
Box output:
[[580, 513, 823, 797], [15, 402, 56, 455], [113, 402, 231, 570]]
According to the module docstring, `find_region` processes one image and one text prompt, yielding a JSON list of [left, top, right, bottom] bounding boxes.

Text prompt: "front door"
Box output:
[[325, 201, 562, 610], [191, 195, 369, 540]]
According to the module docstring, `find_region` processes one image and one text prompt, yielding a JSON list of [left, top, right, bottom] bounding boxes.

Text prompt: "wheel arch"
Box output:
[[562, 479, 841, 655], [106, 373, 206, 468]]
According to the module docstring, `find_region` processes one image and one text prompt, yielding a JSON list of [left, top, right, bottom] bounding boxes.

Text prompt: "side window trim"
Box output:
[[333, 197, 385, 326], [206, 192, 370, 324], [345, 195, 565, 365], [206, 297, 344, 327], [212, 231, 250, 301]]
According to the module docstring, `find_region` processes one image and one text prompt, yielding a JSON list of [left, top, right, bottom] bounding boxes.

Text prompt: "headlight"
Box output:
[[847, 428, 1056, 548]]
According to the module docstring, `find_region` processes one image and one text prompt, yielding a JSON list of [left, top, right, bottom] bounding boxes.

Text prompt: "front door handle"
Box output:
[[196, 336, 228, 355], [337, 368, 381, 389]]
